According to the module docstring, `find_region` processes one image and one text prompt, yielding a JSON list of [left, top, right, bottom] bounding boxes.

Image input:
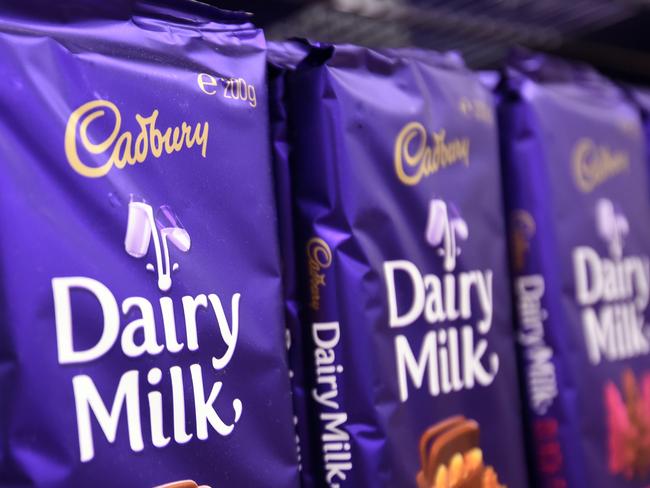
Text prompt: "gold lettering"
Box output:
[[64, 100, 121, 178], [572, 138, 629, 193], [394, 122, 470, 185], [197, 122, 209, 158], [149, 112, 164, 158], [113, 132, 133, 168], [64, 100, 210, 178], [197, 72, 218, 95], [134, 114, 149, 163], [164, 127, 182, 154], [306, 238, 332, 311]]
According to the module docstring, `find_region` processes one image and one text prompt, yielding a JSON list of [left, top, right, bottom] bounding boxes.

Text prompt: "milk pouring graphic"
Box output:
[[124, 196, 191, 291], [596, 198, 629, 260], [426, 199, 468, 272]]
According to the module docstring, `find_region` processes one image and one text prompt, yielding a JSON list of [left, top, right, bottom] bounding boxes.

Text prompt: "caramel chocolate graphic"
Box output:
[[605, 369, 650, 481], [153, 481, 211, 488], [417, 416, 505, 488]]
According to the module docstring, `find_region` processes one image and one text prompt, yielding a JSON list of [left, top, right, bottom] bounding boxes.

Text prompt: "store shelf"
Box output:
[[212, 0, 650, 81]]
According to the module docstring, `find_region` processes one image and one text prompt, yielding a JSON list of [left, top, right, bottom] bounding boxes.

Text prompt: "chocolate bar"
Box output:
[[0, 2, 300, 487], [499, 50, 650, 487], [284, 43, 528, 487]]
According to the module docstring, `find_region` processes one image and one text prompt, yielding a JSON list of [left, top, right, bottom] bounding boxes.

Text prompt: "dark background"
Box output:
[[209, 0, 650, 85], [3, 0, 648, 83]]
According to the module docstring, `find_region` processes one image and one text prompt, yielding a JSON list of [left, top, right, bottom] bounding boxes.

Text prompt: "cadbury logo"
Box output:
[[306, 237, 332, 311], [572, 138, 629, 193], [65, 100, 209, 178], [394, 122, 470, 186]]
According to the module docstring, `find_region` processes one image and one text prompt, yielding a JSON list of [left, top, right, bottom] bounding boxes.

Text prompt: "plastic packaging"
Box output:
[[0, 3, 299, 487]]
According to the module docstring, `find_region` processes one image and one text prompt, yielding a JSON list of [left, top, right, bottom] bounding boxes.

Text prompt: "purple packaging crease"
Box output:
[[499, 53, 650, 487], [267, 40, 316, 488], [0, 3, 300, 487], [285, 43, 529, 487], [630, 88, 650, 168]]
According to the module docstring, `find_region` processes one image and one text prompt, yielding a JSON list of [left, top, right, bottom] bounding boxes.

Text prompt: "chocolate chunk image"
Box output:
[[416, 416, 505, 488], [153, 480, 211, 488]]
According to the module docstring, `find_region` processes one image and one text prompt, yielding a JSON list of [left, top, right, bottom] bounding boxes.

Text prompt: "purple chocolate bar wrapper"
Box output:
[[267, 40, 317, 488], [630, 87, 650, 169], [286, 43, 529, 487], [499, 52, 650, 488], [0, 3, 300, 487]]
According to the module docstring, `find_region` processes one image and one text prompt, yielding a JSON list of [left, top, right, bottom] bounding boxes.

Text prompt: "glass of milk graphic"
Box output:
[[426, 199, 468, 272], [124, 195, 191, 291], [596, 198, 628, 260]]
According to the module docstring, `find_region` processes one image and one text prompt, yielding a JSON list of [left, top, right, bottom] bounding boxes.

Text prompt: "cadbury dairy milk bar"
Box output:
[[285, 43, 529, 487], [499, 53, 650, 487], [630, 88, 650, 170], [0, 3, 300, 487], [267, 40, 318, 488]]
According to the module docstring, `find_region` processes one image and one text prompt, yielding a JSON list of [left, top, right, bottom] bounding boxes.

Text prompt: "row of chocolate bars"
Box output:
[[1, 2, 649, 488]]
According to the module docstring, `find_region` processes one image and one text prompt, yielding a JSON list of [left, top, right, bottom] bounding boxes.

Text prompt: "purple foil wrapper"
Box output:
[[499, 51, 650, 488], [285, 43, 529, 487], [267, 40, 318, 488], [629, 87, 650, 170], [0, 3, 299, 487]]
